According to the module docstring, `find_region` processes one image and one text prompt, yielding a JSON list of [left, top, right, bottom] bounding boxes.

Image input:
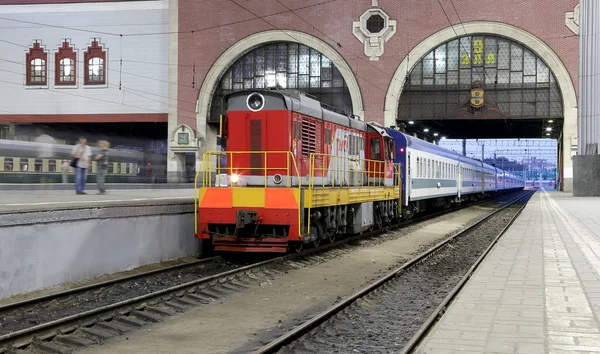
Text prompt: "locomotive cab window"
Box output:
[[370, 138, 381, 160]]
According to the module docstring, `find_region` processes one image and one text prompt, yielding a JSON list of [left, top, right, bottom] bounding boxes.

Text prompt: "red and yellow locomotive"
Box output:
[[195, 90, 401, 253]]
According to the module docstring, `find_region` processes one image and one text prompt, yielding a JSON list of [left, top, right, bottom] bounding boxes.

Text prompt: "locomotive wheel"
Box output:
[[308, 225, 320, 248], [328, 231, 336, 243], [312, 237, 321, 247]]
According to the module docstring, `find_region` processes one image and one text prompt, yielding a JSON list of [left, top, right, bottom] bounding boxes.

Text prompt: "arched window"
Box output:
[[26, 41, 47, 86], [210, 42, 352, 123], [398, 35, 563, 120], [84, 39, 107, 85], [30, 59, 46, 83], [88, 57, 104, 82], [60, 59, 75, 82], [55, 40, 77, 86]]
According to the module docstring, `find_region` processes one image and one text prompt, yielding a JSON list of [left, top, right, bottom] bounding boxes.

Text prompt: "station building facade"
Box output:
[[0, 0, 169, 147], [169, 0, 580, 191], [0, 0, 581, 190]]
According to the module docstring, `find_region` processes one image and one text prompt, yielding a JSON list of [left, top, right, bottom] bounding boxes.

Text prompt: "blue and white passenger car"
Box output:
[[383, 127, 525, 217]]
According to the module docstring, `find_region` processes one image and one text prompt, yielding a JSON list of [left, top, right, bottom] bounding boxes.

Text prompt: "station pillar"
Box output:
[[573, 0, 600, 196]]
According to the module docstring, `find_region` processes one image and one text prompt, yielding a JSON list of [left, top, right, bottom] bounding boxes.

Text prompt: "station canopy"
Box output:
[[397, 35, 564, 140]]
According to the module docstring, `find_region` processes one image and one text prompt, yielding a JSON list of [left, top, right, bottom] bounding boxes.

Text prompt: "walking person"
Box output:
[[95, 140, 109, 194], [61, 160, 69, 183], [34, 127, 56, 184], [71, 137, 92, 195]]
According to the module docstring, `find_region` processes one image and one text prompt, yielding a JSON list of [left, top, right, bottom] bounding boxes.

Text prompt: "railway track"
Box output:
[[0, 191, 525, 354], [253, 190, 534, 354]]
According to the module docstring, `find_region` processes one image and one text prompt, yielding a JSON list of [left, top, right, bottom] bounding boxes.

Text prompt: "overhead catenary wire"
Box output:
[[0, 0, 574, 126], [0, 0, 339, 38], [227, 0, 402, 105], [0, 62, 200, 121], [0, 55, 200, 109]]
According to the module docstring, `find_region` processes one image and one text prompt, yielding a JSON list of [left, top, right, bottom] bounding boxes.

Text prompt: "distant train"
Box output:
[[194, 89, 525, 254], [0, 139, 163, 183]]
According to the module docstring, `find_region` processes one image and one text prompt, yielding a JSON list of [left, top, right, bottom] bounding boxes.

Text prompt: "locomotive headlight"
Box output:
[[273, 174, 283, 185], [246, 93, 265, 112], [230, 174, 240, 184]]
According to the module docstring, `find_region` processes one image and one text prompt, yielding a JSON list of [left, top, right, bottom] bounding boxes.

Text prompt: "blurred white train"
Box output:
[[0, 139, 144, 183]]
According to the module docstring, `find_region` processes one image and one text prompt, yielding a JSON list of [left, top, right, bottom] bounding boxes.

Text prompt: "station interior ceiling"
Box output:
[[397, 118, 563, 141], [12, 118, 562, 148]]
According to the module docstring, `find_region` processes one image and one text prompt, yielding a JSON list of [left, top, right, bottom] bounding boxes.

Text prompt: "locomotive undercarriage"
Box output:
[[304, 200, 399, 246]]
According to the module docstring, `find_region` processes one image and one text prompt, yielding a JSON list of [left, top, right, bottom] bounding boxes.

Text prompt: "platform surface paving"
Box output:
[[416, 190, 600, 354], [0, 186, 194, 213]]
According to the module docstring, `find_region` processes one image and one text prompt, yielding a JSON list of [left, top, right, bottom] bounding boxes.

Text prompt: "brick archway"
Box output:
[[196, 30, 364, 146], [384, 21, 577, 192]]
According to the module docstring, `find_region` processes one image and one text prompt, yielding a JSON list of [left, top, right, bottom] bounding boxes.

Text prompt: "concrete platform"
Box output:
[[0, 186, 198, 300], [0, 187, 194, 213], [416, 189, 600, 354]]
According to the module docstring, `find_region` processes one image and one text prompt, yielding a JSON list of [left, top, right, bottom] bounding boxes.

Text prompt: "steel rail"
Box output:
[[0, 190, 525, 351], [252, 190, 534, 354], [0, 256, 221, 314]]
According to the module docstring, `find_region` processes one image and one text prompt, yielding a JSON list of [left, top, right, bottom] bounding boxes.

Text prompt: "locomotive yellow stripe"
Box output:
[[200, 188, 301, 209], [232, 188, 266, 208], [304, 187, 400, 208]]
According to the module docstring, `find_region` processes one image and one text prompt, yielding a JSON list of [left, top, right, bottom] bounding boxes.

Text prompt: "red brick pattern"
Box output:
[[178, 0, 579, 129]]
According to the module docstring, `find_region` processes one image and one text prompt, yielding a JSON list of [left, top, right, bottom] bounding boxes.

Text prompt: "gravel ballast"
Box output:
[[0, 258, 239, 336], [276, 197, 532, 354]]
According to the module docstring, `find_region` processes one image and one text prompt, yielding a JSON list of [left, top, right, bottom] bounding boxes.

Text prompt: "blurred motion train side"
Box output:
[[0, 139, 165, 183]]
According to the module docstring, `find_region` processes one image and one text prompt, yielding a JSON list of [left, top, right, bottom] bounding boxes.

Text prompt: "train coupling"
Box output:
[[236, 210, 259, 229]]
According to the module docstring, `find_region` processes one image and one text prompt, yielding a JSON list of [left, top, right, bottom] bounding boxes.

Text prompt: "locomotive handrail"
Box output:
[[307, 153, 394, 189], [197, 150, 301, 188], [306, 153, 402, 236], [194, 150, 302, 237], [193, 159, 207, 236]]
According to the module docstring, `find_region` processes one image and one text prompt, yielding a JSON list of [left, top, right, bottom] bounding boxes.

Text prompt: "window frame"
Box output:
[[55, 40, 77, 87], [83, 39, 107, 86], [26, 41, 48, 87]]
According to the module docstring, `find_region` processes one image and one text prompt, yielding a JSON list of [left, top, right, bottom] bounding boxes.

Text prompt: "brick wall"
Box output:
[[178, 0, 579, 128]]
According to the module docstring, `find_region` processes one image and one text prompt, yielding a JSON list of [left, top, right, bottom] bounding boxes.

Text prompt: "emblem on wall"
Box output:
[[470, 87, 485, 108], [451, 81, 507, 119]]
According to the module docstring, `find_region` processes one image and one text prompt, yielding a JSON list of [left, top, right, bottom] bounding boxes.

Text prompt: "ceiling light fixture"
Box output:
[[548, 120, 554, 123], [433, 133, 439, 136], [546, 127, 552, 131], [408, 121, 415, 125], [423, 128, 429, 132]]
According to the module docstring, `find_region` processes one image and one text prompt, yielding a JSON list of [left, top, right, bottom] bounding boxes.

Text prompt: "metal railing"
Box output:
[[194, 151, 301, 235], [196, 151, 301, 188], [305, 155, 402, 236], [194, 150, 403, 239], [308, 153, 398, 188]]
